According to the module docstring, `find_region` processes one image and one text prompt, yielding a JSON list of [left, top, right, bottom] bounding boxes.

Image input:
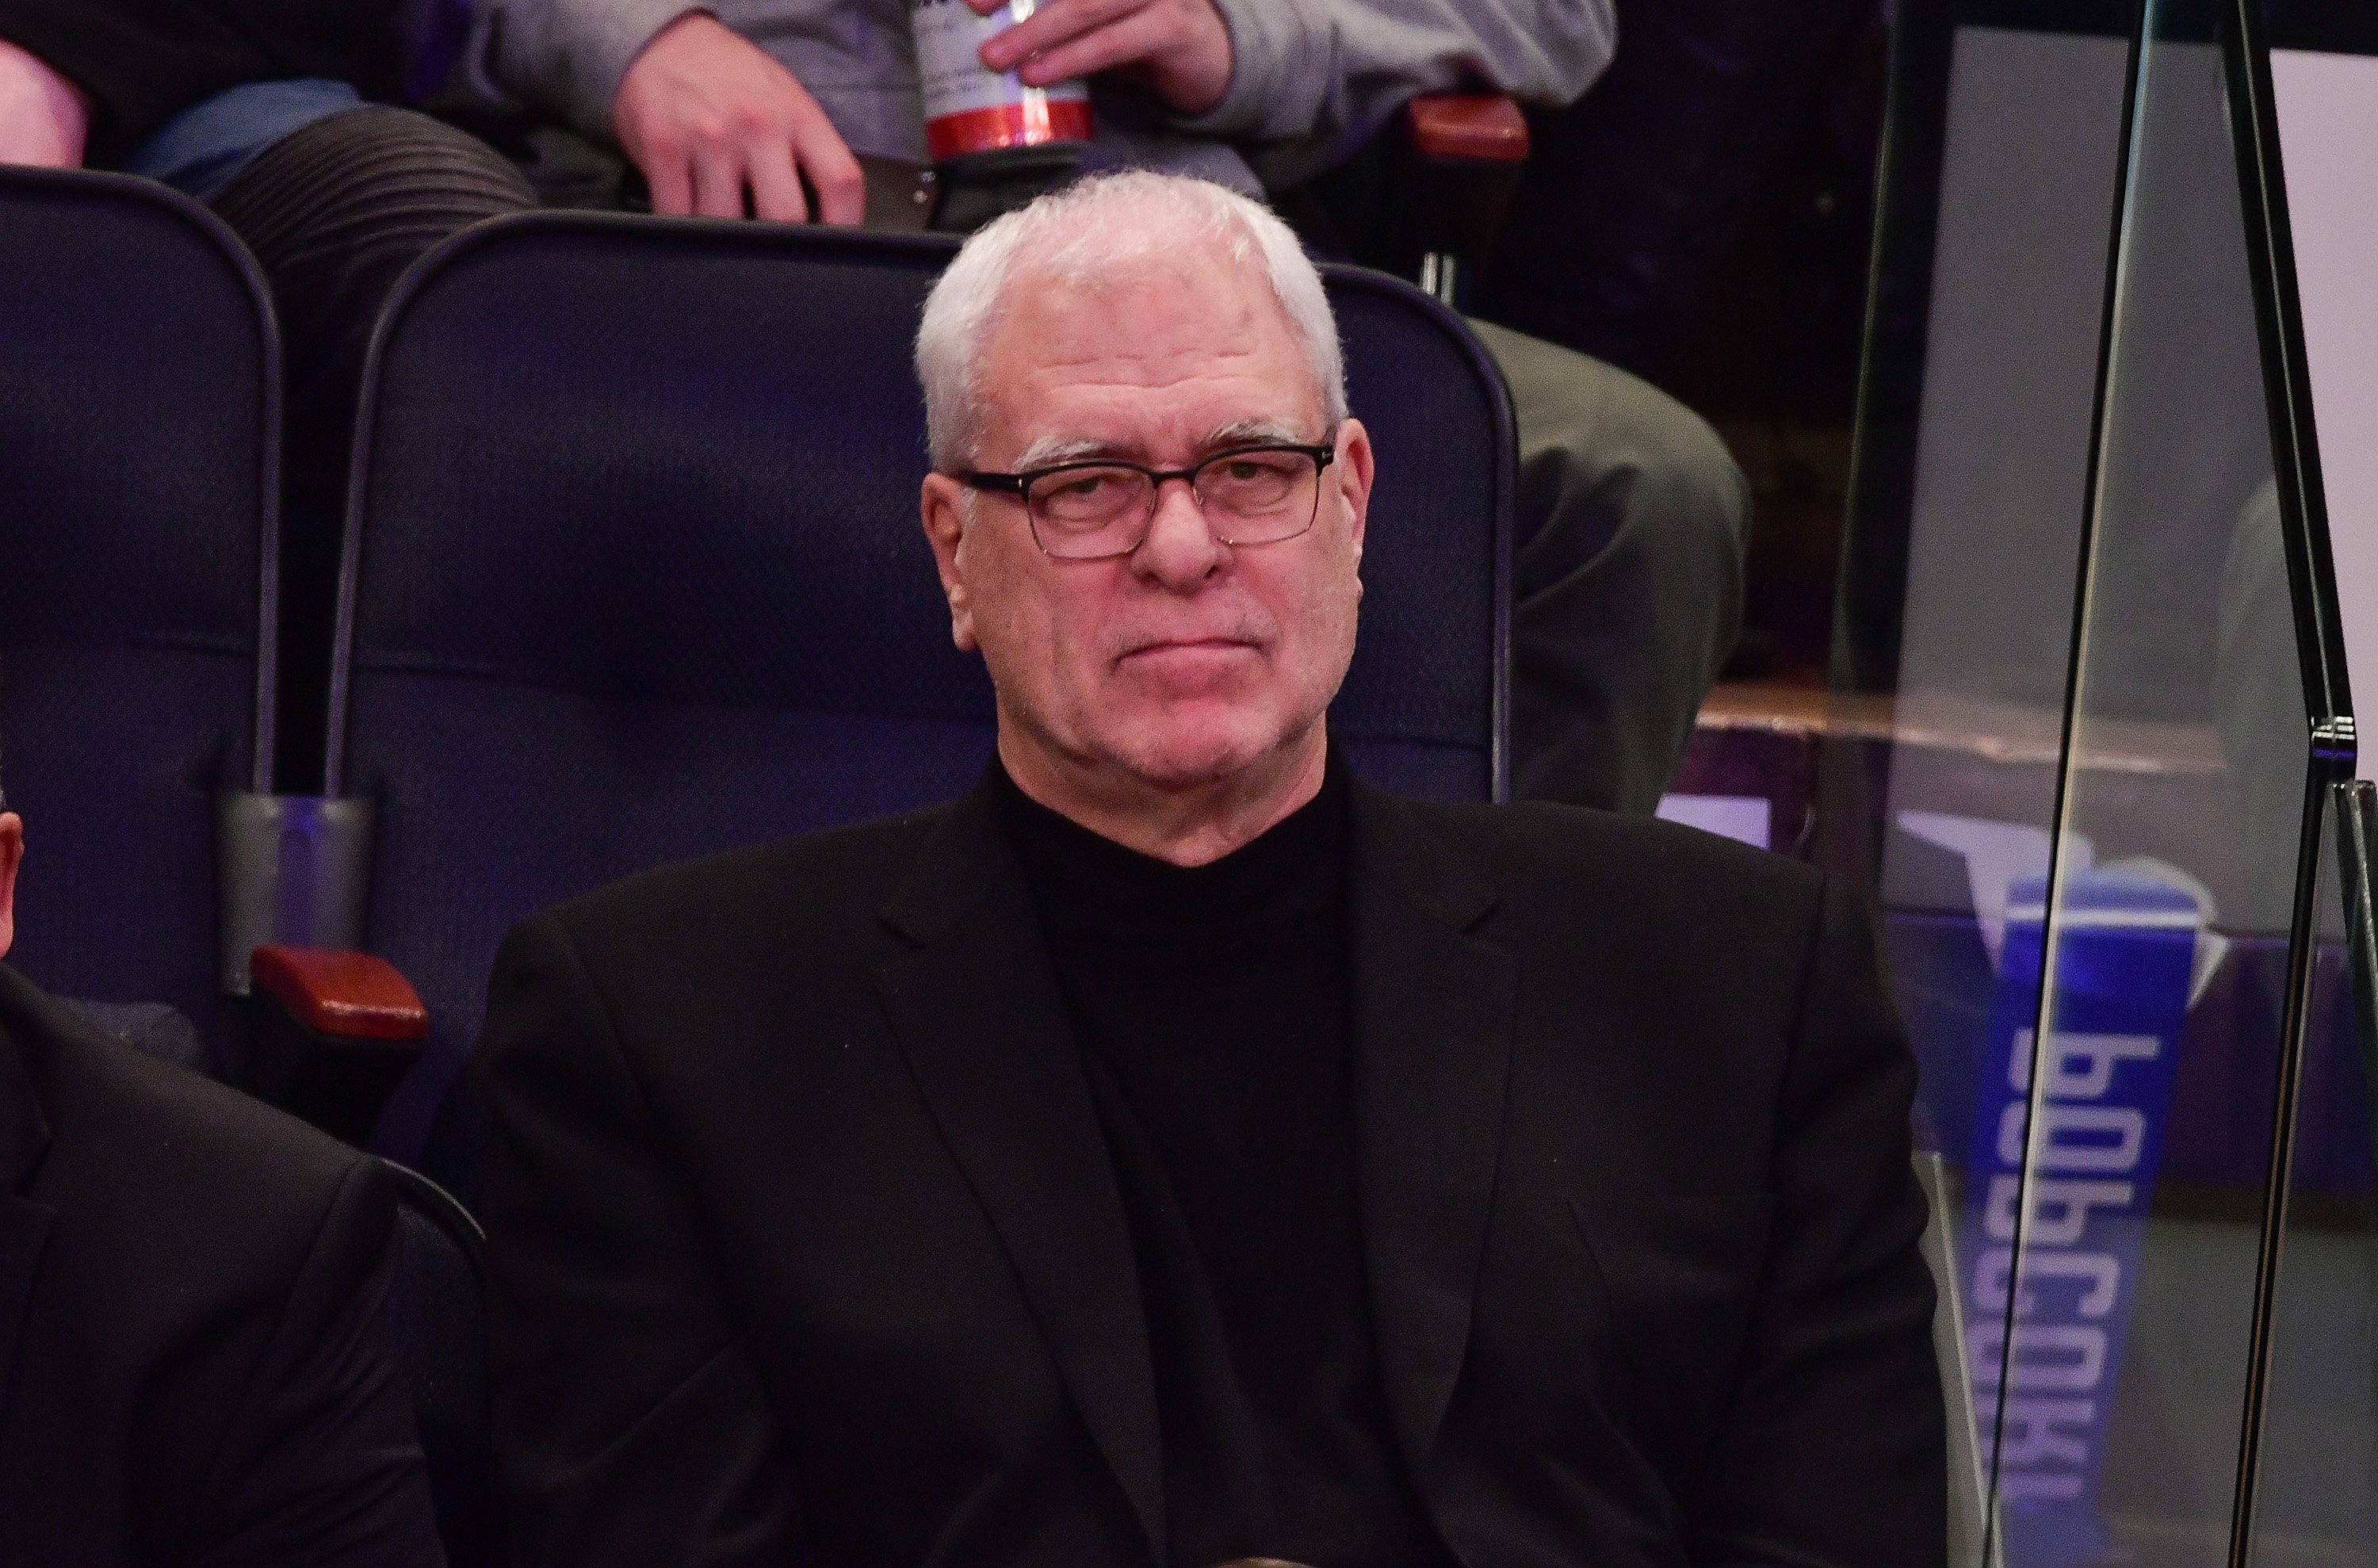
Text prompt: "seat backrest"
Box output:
[[0, 167, 277, 1038], [381, 1160, 503, 1567], [331, 213, 1510, 1176]]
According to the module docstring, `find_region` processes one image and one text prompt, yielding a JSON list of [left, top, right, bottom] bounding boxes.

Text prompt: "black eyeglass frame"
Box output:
[[953, 440, 1340, 560]]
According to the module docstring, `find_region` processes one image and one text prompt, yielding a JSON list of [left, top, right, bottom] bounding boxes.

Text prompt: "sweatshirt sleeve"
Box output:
[[474, 0, 706, 141], [1177, 0, 1616, 189]]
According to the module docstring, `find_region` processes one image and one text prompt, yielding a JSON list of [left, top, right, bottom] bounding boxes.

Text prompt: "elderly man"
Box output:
[[470, 0, 1747, 816], [476, 172, 1941, 1568], [0, 776, 444, 1562]]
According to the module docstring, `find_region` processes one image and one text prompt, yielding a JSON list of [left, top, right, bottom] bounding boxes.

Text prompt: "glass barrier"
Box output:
[[1840, 42, 2137, 1556], [1976, 8, 2285, 1564], [1848, 2, 2365, 1564], [1847, 10, 2133, 1153]]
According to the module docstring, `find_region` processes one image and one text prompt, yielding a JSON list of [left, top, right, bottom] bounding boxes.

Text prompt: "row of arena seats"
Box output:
[[0, 163, 1517, 1204]]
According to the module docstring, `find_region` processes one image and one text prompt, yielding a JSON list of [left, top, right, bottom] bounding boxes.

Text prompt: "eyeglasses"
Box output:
[[954, 439, 1338, 560]]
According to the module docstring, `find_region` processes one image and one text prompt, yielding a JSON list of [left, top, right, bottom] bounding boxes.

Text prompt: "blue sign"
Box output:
[[1959, 868, 2200, 1566]]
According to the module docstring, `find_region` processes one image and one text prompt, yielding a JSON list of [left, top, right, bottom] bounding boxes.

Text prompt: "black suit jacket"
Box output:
[[476, 777, 1946, 1568], [0, 963, 445, 1566]]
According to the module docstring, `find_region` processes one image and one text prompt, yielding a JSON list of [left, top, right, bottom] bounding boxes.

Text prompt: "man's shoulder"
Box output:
[[6, 966, 381, 1257], [473, 804, 962, 1094], [533, 800, 955, 954], [1395, 794, 1824, 906], [1386, 794, 1836, 985]]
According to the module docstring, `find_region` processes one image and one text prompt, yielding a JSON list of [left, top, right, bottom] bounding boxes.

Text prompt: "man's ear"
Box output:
[[1335, 417, 1374, 560], [0, 813, 24, 962], [919, 474, 980, 652]]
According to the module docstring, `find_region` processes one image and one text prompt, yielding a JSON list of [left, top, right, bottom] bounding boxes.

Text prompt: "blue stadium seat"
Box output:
[[0, 167, 278, 1040], [323, 212, 1512, 1184]]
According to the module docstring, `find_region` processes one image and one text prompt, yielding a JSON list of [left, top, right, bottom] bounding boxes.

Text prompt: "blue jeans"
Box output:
[[115, 78, 365, 202]]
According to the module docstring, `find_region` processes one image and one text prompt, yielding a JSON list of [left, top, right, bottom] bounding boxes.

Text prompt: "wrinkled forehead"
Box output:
[[976, 244, 1321, 431]]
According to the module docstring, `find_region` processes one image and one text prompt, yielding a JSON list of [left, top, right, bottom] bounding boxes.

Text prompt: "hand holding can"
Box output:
[[912, 0, 1094, 163], [965, 0, 1233, 117]]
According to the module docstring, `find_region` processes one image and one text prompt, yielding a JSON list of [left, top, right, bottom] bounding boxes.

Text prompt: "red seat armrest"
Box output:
[[1404, 94, 1531, 165], [250, 946, 429, 1042]]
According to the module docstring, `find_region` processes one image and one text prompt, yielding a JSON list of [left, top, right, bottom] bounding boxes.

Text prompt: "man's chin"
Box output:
[[1101, 706, 1294, 793]]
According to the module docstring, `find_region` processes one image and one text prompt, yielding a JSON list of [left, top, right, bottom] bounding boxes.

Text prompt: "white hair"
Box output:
[[913, 170, 1347, 470]]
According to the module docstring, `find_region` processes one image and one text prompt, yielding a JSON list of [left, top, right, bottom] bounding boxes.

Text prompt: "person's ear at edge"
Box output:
[[1336, 415, 1375, 568], [920, 473, 981, 652]]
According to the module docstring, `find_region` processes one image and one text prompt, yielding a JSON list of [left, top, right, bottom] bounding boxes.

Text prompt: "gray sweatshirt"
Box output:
[[474, 0, 1615, 193]]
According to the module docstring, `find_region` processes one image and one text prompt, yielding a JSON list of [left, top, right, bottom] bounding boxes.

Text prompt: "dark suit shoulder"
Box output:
[[539, 801, 951, 956], [0, 970, 439, 1568], [1379, 797, 1842, 1112], [2, 964, 397, 1435], [1395, 794, 1827, 926], [7, 967, 374, 1226], [493, 805, 963, 1040]]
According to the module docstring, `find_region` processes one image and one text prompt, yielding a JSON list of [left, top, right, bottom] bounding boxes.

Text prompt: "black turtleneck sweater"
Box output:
[[992, 753, 1455, 1568]]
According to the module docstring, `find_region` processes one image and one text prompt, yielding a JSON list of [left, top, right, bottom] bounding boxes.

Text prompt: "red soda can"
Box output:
[[912, 0, 1094, 163]]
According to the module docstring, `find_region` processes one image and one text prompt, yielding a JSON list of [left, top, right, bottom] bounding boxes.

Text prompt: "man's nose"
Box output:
[[1131, 475, 1224, 587]]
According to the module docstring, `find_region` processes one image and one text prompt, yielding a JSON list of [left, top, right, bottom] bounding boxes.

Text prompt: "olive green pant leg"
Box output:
[[1470, 319, 1750, 814]]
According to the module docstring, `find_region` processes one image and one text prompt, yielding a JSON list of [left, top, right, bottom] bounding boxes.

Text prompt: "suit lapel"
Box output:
[[1348, 786, 1519, 1476], [0, 1007, 56, 1426], [874, 784, 1165, 1563]]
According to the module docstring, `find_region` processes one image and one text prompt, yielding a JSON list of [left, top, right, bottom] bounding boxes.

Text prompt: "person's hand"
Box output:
[[611, 12, 864, 225], [972, 0, 1233, 118], [0, 38, 88, 169]]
